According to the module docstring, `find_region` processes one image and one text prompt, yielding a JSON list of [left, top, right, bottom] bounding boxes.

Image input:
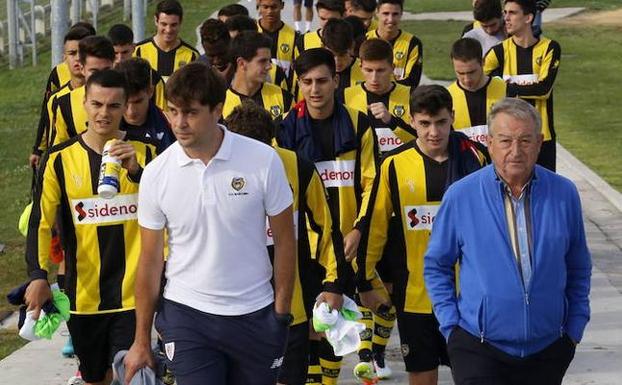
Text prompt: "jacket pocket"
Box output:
[[481, 294, 524, 343], [529, 292, 565, 339]]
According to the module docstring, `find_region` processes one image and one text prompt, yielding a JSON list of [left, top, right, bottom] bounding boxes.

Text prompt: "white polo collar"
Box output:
[[176, 124, 233, 166]]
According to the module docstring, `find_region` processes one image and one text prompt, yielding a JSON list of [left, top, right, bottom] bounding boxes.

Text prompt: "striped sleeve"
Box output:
[[507, 41, 560, 99], [353, 113, 379, 231], [483, 44, 504, 77], [398, 36, 423, 88]]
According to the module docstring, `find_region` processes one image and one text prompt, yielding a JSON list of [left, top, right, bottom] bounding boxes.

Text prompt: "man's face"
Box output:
[[349, 8, 375, 29], [377, 3, 402, 33], [241, 47, 272, 84], [113, 43, 135, 65], [125, 90, 152, 126], [81, 56, 113, 82], [503, 2, 532, 36], [64, 40, 83, 77], [258, 0, 283, 24], [204, 42, 231, 71], [411, 108, 453, 155], [166, 100, 223, 150], [361, 59, 393, 94], [298, 65, 338, 111], [487, 112, 543, 183], [84, 85, 127, 135], [318, 8, 342, 28], [480, 17, 503, 36], [452, 58, 485, 92], [327, 48, 354, 73], [155, 13, 181, 44]]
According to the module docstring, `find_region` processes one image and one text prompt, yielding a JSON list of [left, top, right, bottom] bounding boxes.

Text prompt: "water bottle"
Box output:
[[98, 139, 122, 199]]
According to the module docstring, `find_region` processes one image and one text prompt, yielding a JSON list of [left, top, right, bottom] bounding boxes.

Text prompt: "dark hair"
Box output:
[[200, 19, 230, 45], [409, 85, 453, 116], [503, 0, 537, 18], [64, 26, 94, 44], [294, 47, 336, 78], [115, 58, 152, 96], [218, 3, 250, 18], [230, 31, 272, 63], [70, 21, 96, 35], [343, 16, 367, 56], [225, 100, 275, 145], [225, 15, 258, 34], [155, 0, 183, 20], [107, 24, 134, 46], [316, 0, 345, 14], [166, 62, 226, 109], [473, 0, 503, 22], [350, 0, 377, 13], [322, 19, 353, 55], [359, 38, 393, 64], [79, 36, 115, 65], [85, 69, 129, 101], [377, 0, 404, 10], [450, 38, 483, 63]]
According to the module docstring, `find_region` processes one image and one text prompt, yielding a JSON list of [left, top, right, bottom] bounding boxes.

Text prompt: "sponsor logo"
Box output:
[[393, 67, 405, 80], [315, 160, 355, 188], [270, 105, 283, 118], [165, 342, 175, 361], [231, 177, 245, 191], [71, 194, 138, 225], [375, 128, 403, 152], [401, 344, 410, 357], [266, 211, 298, 246], [403, 205, 439, 231], [395, 51, 405, 60], [503, 74, 538, 85], [280, 43, 290, 53], [393, 105, 405, 117], [270, 356, 284, 369], [459, 125, 488, 146]]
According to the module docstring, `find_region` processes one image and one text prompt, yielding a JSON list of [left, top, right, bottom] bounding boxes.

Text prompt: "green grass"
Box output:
[[0, 330, 28, 360], [403, 0, 621, 13], [400, 20, 622, 190]]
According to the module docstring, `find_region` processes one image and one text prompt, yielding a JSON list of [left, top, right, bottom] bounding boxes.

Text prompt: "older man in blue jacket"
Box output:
[[424, 97, 591, 385]]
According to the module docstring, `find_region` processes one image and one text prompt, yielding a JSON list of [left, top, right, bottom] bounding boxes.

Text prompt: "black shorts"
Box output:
[[537, 138, 556, 171], [377, 216, 403, 283], [293, 0, 314, 7], [278, 322, 310, 385], [67, 310, 136, 382], [397, 312, 450, 372]]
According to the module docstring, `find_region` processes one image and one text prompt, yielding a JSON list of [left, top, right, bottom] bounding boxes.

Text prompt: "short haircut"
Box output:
[[488, 97, 541, 135], [230, 31, 272, 63], [294, 47, 336, 78], [504, 0, 536, 17], [200, 19, 230, 45], [85, 69, 129, 101], [316, 0, 345, 15], [474, 0, 503, 22], [218, 3, 250, 18], [114, 58, 153, 96], [409, 85, 453, 116], [155, 0, 183, 20], [450, 38, 483, 63], [225, 100, 275, 145], [79, 36, 115, 65], [359, 38, 393, 64], [350, 0, 377, 13], [377, 0, 404, 10], [70, 21, 96, 35], [321, 19, 353, 55], [225, 15, 258, 34], [166, 62, 226, 109], [107, 24, 134, 46], [343, 16, 367, 56], [64, 26, 94, 44]]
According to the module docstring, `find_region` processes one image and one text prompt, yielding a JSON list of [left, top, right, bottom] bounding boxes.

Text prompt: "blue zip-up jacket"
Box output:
[[424, 164, 591, 357]]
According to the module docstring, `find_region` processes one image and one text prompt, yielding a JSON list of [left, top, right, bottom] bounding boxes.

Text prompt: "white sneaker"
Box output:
[[373, 356, 393, 379], [66, 376, 85, 385]]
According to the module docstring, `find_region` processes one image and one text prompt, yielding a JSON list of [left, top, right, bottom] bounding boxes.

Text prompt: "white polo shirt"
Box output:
[[138, 126, 293, 316]]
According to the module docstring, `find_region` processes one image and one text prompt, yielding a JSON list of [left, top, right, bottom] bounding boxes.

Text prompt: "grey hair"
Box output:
[[488, 97, 542, 136]]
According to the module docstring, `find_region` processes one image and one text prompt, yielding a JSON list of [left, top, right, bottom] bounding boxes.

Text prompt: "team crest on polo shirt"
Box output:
[[231, 177, 245, 191], [536, 57, 542, 66], [393, 105, 405, 117], [270, 105, 282, 118], [280, 43, 290, 53], [165, 342, 175, 361], [395, 51, 405, 60]]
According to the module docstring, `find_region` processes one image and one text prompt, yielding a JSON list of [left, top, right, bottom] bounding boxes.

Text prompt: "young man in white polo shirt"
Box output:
[[124, 62, 296, 385]]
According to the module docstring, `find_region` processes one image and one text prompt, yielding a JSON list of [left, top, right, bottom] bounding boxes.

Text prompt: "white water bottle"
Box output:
[[98, 140, 122, 199]]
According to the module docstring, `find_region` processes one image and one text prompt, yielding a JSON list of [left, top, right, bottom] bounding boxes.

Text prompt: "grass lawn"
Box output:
[[403, 0, 621, 13], [0, 329, 28, 360]]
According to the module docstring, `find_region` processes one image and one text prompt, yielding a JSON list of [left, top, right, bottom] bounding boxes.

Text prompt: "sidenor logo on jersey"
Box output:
[[315, 160, 355, 188], [403, 205, 440, 231], [375, 128, 403, 152], [71, 194, 138, 224]]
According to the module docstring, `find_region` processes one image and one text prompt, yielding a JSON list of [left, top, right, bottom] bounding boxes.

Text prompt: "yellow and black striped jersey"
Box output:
[[223, 83, 294, 121], [45, 62, 72, 97], [483, 36, 561, 141], [35, 63, 72, 155], [51, 86, 88, 146], [267, 64, 290, 91], [257, 20, 298, 77], [294, 29, 323, 60], [134, 38, 199, 81], [447, 76, 506, 146], [26, 135, 155, 314], [367, 29, 423, 88], [366, 18, 378, 33], [151, 68, 167, 111], [35, 82, 74, 155], [357, 137, 487, 313], [337, 58, 366, 95], [268, 147, 341, 325], [344, 82, 415, 154]]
